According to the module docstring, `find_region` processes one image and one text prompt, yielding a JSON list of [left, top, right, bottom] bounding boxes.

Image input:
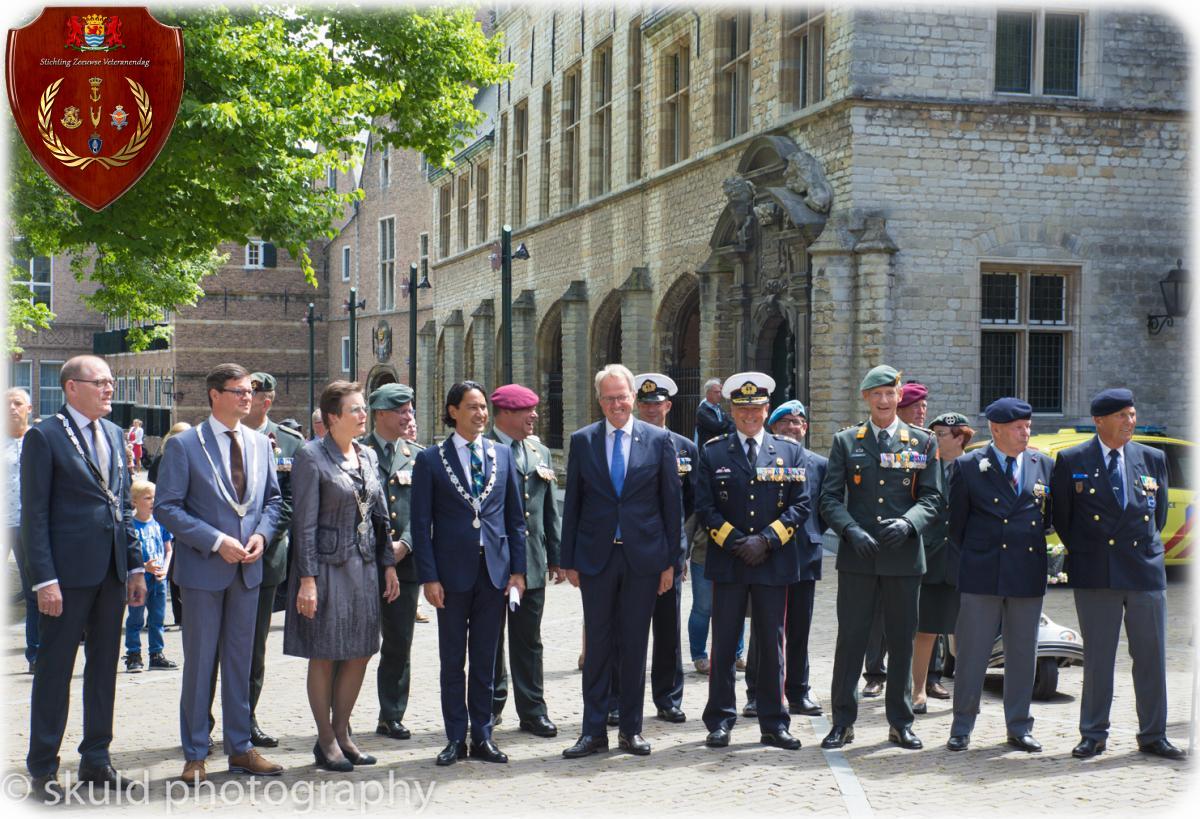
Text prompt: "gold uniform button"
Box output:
[[1093, 515, 1100, 521], [749, 527, 756, 533], [993, 498, 999, 504], [525, 494, 530, 500], [1002, 544, 1007, 549], [1028, 547, 1034, 552], [1144, 515, 1150, 522], [390, 495, 397, 502], [879, 480, 885, 486], [1108, 539, 1116, 546], [750, 511, 756, 517], [391, 512, 397, 519], [525, 511, 530, 518], [750, 495, 755, 501], [1031, 521, 1037, 527], [1133, 540, 1139, 547], [1090, 488, 1096, 494], [878, 498, 884, 504], [1003, 519, 1009, 524], [876, 515, 883, 522]]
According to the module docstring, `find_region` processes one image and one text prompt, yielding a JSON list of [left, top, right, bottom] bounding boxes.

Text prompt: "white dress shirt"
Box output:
[[605, 417, 635, 479], [207, 415, 250, 552], [991, 447, 1024, 490], [452, 431, 487, 544], [868, 416, 901, 442], [736, 428, 766, 462]]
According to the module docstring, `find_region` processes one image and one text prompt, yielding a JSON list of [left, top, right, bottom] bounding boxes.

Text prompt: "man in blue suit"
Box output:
[[21, 355, 146, 800], [155, 363, 284, 783], [744, 399, 827, 717], [561, 364, 683, 758], [1050, 388, 1185, 761], [945, 398, 1051, 754], [411, 380, 527, 767]]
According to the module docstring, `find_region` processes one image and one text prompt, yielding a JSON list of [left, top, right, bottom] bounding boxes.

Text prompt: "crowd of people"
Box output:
[[7, 353, 1186, 801]]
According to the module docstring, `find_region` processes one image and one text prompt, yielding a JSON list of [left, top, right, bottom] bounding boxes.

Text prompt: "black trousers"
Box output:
[[830, 571, 921, 730], [378, 580, 422, 722], [704, 582, 788, 734], [493, 586, 549, 720], [27, 569, 125, 777], [745, 579, 816, 704], [863, 605, 887, 682], [247, 582, 277, 720]]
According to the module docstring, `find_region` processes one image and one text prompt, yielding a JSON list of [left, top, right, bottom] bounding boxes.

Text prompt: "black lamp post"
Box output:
[[407, 261, 431, 387], [1147, 259, 1190, 335], [303, 302, 324, 427], [344, 288, 367, 379], [498, 224, 531, 385]]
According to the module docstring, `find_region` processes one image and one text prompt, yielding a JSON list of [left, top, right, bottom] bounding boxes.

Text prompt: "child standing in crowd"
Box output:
[[125, 479, 178, 673]]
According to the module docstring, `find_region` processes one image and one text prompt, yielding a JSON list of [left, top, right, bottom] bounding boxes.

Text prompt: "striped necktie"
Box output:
[[469, 441, 484, 497]]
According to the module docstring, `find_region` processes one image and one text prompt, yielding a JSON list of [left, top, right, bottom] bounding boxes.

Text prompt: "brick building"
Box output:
[[413, 4, 1189, 453]]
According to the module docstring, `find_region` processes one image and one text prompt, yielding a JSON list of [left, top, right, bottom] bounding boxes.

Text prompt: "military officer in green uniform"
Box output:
[[488, 383, 562, 738], [244, 371, 303, 747], [819, 365, 942, 751], [362, 383, 424, 741]]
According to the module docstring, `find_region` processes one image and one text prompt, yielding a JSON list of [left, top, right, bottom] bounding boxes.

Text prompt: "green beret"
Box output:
[[860, 365, 901, 392], [250, 372, 276, 392], [368, 382, 414, 410], [929, 411, 970, 428]]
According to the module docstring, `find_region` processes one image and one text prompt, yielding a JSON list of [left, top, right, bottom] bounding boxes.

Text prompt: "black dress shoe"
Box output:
[[492, 713, 503, 727], [946, 734, 970, 752], [250, 723, 278, 748], [376, 720, 412, 740], [519, 716, 559, 737], [1007, 734, 1042, 753], [912, 702, 928, 715], [789, 695, 822, 716], [742, 700, 758, 718], [862, 680, 884, 698], [618, 733, 651, 755], [78, 763, 135, 790], [338, 743, 377, 765], [761, 730, 802, 750], [606, 710, 620, 727], [705, 728, 731, 748], [1072, 737, 1106, 759], [207, 736, 215, 756], [468, 739, 508, 763], [436, 740, 467, 766], [562, 734, 608, 759], [313, 743, 354, 773], [29, 775, 59, 803], [821, 725, 855, 749], [1138, 738, 1186, 760], [888, 726, 923, 750], [656, 706, 686, 723]]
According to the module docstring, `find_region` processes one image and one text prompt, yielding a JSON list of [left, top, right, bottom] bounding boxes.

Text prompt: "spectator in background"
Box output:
[[124, 480, 178, 673], [694, 378, 734, 445], [148, 421, 191, 629], [128, 419, 145, 467], [5, 387, 39, 673], [311, 409, 326, 441]]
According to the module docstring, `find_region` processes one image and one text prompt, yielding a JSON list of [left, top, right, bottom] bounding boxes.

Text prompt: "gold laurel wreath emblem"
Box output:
[[37, 76, 153, 169]]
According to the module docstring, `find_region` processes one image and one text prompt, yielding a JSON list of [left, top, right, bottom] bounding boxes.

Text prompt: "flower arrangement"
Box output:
[[1047, 542, 1068, 585]]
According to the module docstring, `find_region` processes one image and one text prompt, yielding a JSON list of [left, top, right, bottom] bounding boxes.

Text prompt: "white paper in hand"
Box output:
[[508, 585, 521, 611]]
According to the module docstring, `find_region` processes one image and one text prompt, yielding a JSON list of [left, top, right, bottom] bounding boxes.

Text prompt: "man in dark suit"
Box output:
[[20, 355, 147, 799], [694, 377, 733, 444], [819, 365, 942, 751], [411, 381, 527, 766], [1051, 388, 1185, 761], [560, 364, 683, 758], [945, 398, 1051, 754], [488, 383, 563, 738], [363, 383, 423, 741], [698, 374, 810, 751], [744, 399, 827, 717]]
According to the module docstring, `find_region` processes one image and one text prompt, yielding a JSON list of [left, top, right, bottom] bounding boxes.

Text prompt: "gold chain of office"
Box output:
[[37, 76, 153, 169]]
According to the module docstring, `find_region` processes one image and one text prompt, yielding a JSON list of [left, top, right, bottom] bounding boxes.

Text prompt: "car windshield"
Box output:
[[1140, 441, 1193, 492]]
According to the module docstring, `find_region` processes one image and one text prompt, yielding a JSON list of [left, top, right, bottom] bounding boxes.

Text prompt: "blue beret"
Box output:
[[984, 397, 1033, 423], [1090, 388, 1135, 417], [768, 400, 807, 427]]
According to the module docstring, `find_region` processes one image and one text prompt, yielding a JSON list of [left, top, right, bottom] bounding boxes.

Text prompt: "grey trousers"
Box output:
[[179, 574, 258, 761], [1073, 587, 1168, 743], [951, 592, 1042, 737]]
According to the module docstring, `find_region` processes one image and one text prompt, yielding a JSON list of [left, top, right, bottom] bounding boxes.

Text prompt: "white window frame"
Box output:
[[379, 216, 396, 312], [994, 9, 1084, 99], [419, 232, 430, 283], [380, 147, 391, 189], [10, 361, 33, 394], [244, 239, 265, 269], [38, 360, 64, 418], [341, 245, 352, 282], [12, 251, 52, 308], [341, 336, 351, 373]]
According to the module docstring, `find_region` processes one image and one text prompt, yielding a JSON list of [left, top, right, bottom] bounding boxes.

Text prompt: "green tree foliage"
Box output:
[[7, 4, 509, 352]]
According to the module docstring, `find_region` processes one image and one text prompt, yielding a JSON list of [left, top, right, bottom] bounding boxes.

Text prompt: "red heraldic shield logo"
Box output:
[[6, 7, 183, 211]]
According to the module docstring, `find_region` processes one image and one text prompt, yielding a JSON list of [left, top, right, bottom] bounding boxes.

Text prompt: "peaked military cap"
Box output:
[[634, 372, 678, 403], [722, 372, 775, 406]]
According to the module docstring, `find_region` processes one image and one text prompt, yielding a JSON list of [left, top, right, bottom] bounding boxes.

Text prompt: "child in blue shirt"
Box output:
[[125, 479, 178, 672]]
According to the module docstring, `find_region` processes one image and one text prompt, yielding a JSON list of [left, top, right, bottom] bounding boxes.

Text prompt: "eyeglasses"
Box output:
[[71, 378, 115, 389], [218, 388, 254, 398], [599, 393, 632, 404]]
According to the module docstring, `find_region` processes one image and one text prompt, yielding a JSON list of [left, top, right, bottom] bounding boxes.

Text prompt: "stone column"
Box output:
[[443, 309, 465, 388], [470, 299, 496, 386], [559, 280, 590, 461], [619, 267, 653, 374], [807, 212, 859, 451], [697, 267, 736, 384], [512, 290, 537, 387], [853, 214, 899, 374], [417, 319, 437, 446]]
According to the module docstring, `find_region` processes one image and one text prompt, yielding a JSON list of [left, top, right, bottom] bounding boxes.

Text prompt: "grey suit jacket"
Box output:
[[291, 436, 396, 578], [154, 420, 283, 592]]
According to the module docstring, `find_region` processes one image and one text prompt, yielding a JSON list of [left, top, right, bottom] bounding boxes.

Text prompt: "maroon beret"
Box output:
[[490, 383, 540, 410], [898, 382, 928, 408]]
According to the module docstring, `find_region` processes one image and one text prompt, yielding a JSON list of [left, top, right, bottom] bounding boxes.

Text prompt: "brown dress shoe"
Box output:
[[180, 760, 207, 784], [415, 609, 430, 623], [694, 658, 711, 675], [926, 681, 950, 699], [228, 749, 283, 776]]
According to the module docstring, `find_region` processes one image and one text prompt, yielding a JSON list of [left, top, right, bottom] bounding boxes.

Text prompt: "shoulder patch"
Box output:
[[704, 433, 728, 446], [275, 424, 303, 440]]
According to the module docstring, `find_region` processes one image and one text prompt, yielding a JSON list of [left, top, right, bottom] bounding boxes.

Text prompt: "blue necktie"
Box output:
[[611, 429, 625, 541], [1108, 449, 1125, 508], [1004, 454, 1017, 493], [469, 441, 484, 497]]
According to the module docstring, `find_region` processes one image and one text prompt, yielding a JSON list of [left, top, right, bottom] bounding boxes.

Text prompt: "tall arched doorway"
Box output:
[[656, 274, 702, 438], [755, 313, 798, 409], [536, 302, 564, 448]]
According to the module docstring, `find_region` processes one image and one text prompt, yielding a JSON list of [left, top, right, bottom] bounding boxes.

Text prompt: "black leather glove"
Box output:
[[736, 534, 770, 567], [844, 524, 880, 559], [878, 518, 914, 549]]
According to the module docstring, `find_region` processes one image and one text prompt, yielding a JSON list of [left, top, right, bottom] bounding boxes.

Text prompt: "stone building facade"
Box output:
[[414, 4, 1189, 454]]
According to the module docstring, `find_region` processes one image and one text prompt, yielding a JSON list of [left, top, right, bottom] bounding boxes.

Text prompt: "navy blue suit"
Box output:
[[411, 436, 527, 743], [20, 406, 141, 778], [1050, 437, 1171, 744], [696, 432, 810, 734], [561, 419, 682, 737]]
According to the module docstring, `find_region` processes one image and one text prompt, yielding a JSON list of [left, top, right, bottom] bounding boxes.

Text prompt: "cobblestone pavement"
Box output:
[[3, 558, 1195, 814]]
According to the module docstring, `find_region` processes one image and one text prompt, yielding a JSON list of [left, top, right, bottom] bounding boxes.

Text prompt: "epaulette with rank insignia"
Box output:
[[527, 433, 541, 442], [275, 424, 304, 440], [704, 433, 729, 446]]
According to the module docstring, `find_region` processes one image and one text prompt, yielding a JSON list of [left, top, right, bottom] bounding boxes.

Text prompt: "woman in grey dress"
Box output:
[[284, 380, 400, 771]]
